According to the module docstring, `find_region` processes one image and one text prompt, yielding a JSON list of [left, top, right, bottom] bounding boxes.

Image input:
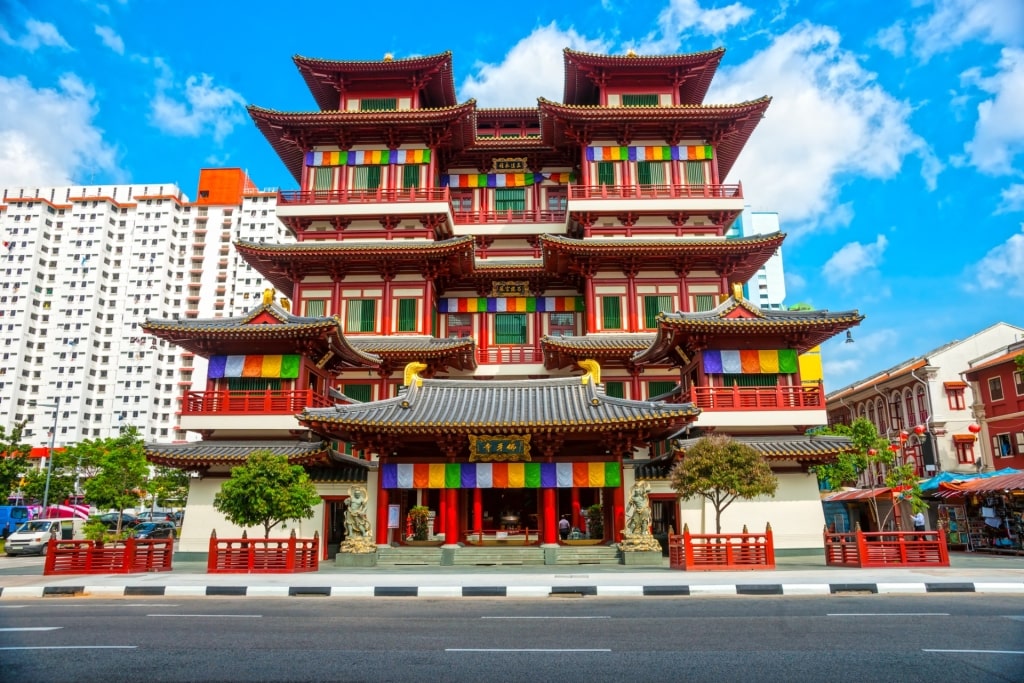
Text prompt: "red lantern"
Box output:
[[899, 430, 909, 442], [914, 424, 926, 436], [868, 448, 877, 456], [968, 423, 982, 434], [889, 444, 901, 453]]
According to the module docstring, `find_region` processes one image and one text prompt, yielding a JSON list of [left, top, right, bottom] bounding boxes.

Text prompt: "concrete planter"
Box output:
[[335, 551, 378, 567], [621, 550, 662, 566]]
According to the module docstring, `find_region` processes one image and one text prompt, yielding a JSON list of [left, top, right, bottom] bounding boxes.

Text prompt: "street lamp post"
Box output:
[[28, 399, 61, 511]]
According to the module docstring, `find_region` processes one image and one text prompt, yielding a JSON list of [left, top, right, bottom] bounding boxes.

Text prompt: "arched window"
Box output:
[[889, 391, 904, 430], [904, 390, 915, 431], [876, 398, 888, 434], [915, 385, 928, 425], [867, 401, 876, 429]]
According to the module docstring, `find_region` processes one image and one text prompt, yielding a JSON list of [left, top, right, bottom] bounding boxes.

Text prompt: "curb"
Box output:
[[2, 582, 1023, 599]]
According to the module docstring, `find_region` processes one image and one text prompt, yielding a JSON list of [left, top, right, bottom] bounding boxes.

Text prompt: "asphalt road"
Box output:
[[1, 595, 1022, 682]]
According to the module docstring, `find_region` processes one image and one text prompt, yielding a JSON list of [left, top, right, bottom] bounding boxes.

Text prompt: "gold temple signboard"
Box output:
[[492, 157, 528, 172], [492, 281, 529, 297], [469, 434, 531, 462]]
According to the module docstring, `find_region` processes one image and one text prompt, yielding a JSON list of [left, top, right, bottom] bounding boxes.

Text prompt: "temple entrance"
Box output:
[[323, 497, 348, 558], [475, 489, 539, 536]]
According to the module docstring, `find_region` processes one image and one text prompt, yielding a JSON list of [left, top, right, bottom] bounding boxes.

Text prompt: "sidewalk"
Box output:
[[2, 551, 1023, 599]]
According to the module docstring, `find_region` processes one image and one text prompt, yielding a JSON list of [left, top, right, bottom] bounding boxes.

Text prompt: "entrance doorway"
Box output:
[[323, 498, 347, 558]]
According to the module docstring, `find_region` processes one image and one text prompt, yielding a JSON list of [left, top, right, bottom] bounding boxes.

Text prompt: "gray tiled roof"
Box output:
[[656, 297, 862, 325], [299, 376, 700, 431], [542, 333, 655, 351], [673, 434, 854, 460], [352, 335, 474, 354], [305, 466, 369, 483], [144, 439, 329, 466]]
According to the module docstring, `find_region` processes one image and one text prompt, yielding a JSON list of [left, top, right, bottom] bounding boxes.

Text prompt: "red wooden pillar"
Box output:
[[612, 485, 625, 543], [584, 274, 596, 333], [445, 488, 459, 545], [375, 483, 389, 546], [437, 488, 446, 537], [570, 486, 581, 531], [381, 275, 392, 334], [473, 488, 483, 538], [626, 271, 638, 332], [422, 277, 433, 334], [542, 487, 557, 545]]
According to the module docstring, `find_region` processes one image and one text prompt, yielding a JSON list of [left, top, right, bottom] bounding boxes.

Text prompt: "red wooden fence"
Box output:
[[668, 523, 775, 571], [207, 530, 319, 574], [44, 538, 174, 575], [823, 525, 949, 568]]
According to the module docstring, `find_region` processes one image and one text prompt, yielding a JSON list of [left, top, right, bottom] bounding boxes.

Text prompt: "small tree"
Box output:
[[146, 466, 190, 510], [408, 505, 431, 540], [586, 504, 604, 540], [82, 427, 149, 535], [670, 435, 778, 533], [0, 421, 31, 500], [810, 418, 889, 490], [213, 450, 320, 538]]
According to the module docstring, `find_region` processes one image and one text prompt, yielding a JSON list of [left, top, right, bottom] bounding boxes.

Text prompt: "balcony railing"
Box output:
[[568, 183, 742, 200], [476, 346, 543, 364], [453, 209, 566, 225], [689, 382, 824, 411], [278, 188, 449, 205], [183, 389, 333, 415]]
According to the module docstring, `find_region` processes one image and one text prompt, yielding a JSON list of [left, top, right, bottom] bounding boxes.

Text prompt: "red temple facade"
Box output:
[[143, 48, 861, 561]]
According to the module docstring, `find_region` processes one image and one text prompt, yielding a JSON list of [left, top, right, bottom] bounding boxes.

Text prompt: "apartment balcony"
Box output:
[[688, 382, 827, 429], [567, 183, 744, 215], [276, 188, 451, 220], [178, 389, 334, 434]]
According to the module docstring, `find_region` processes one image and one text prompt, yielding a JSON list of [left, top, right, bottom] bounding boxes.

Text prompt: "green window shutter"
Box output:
[[622, 94, 659, 106], [495, 313, 527, 344], [227, 378, 282, 391], [313, 167, 333, 191], [495, 188, 525, 212], [344, 384, 372, 402], [597, 162, 615, 186], [648, 381, 676, 399], [402, 165, 420, 189], [359, 98, 397, 111], [354, 166, 382, 190], [637, 162, 665, 186], [347, 299, 377, 332], [397, 299, 417, 332], [304, 299, 326, 317], [361, 299, 376, 331], [643, 295, 671, 328], [695, 294, 715, 312], [685, 161, 706, 185], [605, 381, 625, 398], [723, 374, 778, 388], [602, 297, 621, 329]]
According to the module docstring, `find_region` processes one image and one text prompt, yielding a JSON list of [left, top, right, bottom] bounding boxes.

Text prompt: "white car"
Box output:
[[5, 518, 83, 556]]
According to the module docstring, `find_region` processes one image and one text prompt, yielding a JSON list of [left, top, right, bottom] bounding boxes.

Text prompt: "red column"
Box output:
[[584, 274, 595, 333], [422, 278, 433, 334], [570, 487, 581, 532], [542, 487, 557, 545], [612, 485, 625, 543], [375, 481, 389, 546], [473, 488, 483, 539], [382, 275, 392, 334], [437, 488, 446, 538], [445, 488, 459, 545], [626, 272, 638, 332]]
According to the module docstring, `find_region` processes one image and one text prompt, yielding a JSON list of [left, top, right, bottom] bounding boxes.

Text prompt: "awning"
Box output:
[[823, 487, 892, 502]]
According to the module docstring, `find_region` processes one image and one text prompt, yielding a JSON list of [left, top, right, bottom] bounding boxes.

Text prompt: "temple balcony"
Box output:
[[178, 389, 333, 434], [688, 382, 827, 429], [476, 346, 544, 365], [276, 188, 452, 221], [450, 209, 567, 235], [567, 183, 744, 215]]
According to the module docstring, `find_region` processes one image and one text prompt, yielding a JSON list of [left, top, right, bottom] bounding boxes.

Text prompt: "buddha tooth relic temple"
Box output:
[[142, 47, 863, 562]]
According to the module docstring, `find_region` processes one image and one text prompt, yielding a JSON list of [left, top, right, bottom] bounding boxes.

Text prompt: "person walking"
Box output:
[[558, 515, 571, 541], [911, 510, 926, 539]]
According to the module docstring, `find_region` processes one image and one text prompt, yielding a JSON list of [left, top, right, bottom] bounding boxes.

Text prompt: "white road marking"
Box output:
[[481, 616, 611, 619], [447, 648, 611, 652], [828, 613, 950, 617], [146, 613, 261, 618], [0, 627, 62, 631], [924, 649, 1024, 655], [0, 646, 136, 650]]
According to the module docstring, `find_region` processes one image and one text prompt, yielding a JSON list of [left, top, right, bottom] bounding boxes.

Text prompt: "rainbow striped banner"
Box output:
[[381, 462, 621, 489], [442, 173, 543, 188], [436, 297, 584, 313], [208, 355, 301, 379], [586, 145, 714, 162], [305, 149, 431, 167], [702, 349, 799, 375]]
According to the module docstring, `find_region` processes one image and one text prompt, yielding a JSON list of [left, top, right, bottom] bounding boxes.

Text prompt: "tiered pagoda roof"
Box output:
[[542, 333, 656, 370], [145, 439, 331, 469]]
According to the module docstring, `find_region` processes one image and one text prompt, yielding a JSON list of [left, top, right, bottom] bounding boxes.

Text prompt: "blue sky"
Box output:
[[2, 0, 1023, 391]]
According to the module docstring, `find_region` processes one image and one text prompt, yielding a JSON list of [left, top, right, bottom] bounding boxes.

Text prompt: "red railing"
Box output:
[[207, 531, 320, 574], [452, 210, 566, 225], [278, 187, 449, 205], [568, 183, 742, 200], [668, 524, 775, 571], [183, 389, 333, 415], [689, 382, 824, 411], [44, 538, 174, 575], [476, 346, 543, 364], [824, 527, 949, 568]]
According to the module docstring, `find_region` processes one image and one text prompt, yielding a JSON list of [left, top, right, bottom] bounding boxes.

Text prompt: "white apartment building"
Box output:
[[728, 207, 786, 309], [0, 169, 290, 452]]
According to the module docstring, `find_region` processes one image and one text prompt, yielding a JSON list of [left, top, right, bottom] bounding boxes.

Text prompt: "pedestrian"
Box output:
[[911, 510, 926, 538], [558, 515, 570, 540]]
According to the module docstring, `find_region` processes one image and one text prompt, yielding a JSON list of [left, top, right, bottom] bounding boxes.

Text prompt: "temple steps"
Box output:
[[372, 545, 623, 566]]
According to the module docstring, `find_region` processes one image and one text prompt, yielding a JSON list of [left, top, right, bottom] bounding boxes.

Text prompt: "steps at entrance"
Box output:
[[451, 547, 545, 566], [376, 546, 442, 566], [553, 545, 621, 565], [373, 545, 623, 566]]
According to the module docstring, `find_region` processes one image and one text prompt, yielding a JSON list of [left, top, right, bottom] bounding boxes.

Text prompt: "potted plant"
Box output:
[[586, 504, 604, 540], [407, 506, 432, 542]]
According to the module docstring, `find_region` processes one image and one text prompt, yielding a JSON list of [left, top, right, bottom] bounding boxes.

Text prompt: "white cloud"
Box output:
[[821, 234, 888, 288], [637, 0, 753, 53], [0, 74, 120, 186], [0, 18, 71, 51], [460, 23, 610, 106], [996, 184, 1024, 214], [964, 224, 1024, 296], [911, 0, 1024, 61], [94, 25, 124, 55], [822, 327, 900, 390], [706, 23, 941, 232], [962, 48, 1024, 176], [148, 58, 246, 142], [872, 21, 907, 58], [784, 270, 806, 293]]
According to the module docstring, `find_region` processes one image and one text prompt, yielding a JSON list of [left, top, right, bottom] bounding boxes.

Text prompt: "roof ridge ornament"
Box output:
[[262, 288, 276, 305], [731, 282, 743, 300], [404, 361, 427, 388], [579, 358, 601, 385]]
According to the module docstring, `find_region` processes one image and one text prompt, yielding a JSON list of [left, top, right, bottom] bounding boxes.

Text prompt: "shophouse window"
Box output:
[[946, 386, 965, 410], [346, 299, 376, 333], [601, 296, 622, 329], [916, 386, 928, 424], [643, 295, 672, 328], [353, 166, 382, 191], [495, 313, 527, 344], [993, 433, 1013, 457], [989, 377, 1004, 401], [955, 441, 975, 464], [1015, 371, 1024, 396], [547, 312, 575, 337], [447, 313, 472, 338], [396, 299, 417, 332]]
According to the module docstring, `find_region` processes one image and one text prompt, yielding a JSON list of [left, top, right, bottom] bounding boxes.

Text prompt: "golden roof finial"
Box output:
[[383, 53, 394, 62], [579, 359, 601, 385], [262, 288, 275, 305], [404, 361, 427, 387], [625, 48, 638, 58], [731, 282, 743, 300]]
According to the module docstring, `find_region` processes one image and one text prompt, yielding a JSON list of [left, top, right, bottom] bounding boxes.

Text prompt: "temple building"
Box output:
[[143, 48, 861, 562]]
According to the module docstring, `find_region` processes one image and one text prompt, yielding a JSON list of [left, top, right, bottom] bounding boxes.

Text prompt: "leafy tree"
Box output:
[[787, 302, 814, 311], [213, 450, 320, 538], [1015, 353, 1024, 374], [810, 418, 889, 489], [82, 427, 149, 534], [0, 421, 31, 500], [145, 466, 190, 510], [20, 468, 74, 507], [670, 435, 778, 533]]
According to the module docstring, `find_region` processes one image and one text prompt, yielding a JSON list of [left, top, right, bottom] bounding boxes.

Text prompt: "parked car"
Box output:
[[136, 511, 176, 524], [0, 505, 34, 538], [131, 522, 176, 539], [6, 519, 84, 556], [96, 512, 139, 530]]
